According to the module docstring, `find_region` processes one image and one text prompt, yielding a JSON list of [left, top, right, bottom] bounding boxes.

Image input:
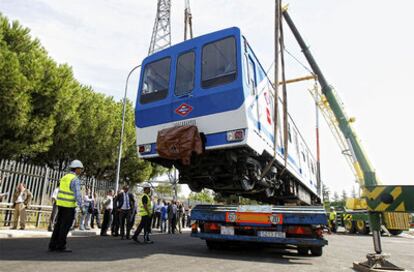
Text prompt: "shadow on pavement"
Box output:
[[0, 233, 314, 266]]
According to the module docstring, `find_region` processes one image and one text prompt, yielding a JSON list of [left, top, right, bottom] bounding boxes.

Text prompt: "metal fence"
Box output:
[[0, 159, 113, 227]]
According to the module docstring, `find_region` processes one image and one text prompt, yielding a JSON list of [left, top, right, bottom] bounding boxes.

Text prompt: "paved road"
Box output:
[[0, 232, 413, 272]]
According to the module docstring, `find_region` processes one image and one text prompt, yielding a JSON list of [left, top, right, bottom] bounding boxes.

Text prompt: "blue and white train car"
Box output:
[[135, 27, 320, 205]]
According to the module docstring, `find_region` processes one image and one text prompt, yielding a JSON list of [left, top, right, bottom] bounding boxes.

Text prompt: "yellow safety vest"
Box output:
[[329, 211, 337, 221], [56, 173, 77, 208], [139, 193, 152, 216]]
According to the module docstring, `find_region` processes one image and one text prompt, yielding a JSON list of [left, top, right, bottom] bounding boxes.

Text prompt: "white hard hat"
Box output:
[[69, 160, 84, 169], [142, 182, 151, 188]]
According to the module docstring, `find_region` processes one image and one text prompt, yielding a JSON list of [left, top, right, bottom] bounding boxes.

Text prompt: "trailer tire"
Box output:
[[356, 220, 370, 235], [297, 247, 309, 256], [388, 230, 403, 236], [344, 220, 356, 234], [310, 246, 323, 257]]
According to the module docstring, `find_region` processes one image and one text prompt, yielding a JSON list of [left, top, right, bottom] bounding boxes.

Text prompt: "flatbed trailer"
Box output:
[[190, 205, 328, 256]]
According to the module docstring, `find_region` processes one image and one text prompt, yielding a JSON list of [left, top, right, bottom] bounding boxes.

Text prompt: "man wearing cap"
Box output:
[[132, 183, 153, 244], [48, 160, 84, 252]]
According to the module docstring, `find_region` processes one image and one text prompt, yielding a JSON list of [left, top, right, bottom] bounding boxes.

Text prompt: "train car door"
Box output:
[[246, 55, 260, 132], [171, 50, 197, 123]]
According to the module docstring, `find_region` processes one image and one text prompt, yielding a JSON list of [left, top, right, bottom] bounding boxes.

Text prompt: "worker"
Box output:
[[329, 207, 337, 233], [132, 183, 153, 244], [48, 160, 84, 252]]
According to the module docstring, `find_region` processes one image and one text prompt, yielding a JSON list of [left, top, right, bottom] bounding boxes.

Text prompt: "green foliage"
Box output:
[[189, 189, 214, 204], [0, 14, 163, 185]]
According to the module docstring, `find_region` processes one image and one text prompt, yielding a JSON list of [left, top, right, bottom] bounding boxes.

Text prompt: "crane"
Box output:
[[281, 7, 414, 271]]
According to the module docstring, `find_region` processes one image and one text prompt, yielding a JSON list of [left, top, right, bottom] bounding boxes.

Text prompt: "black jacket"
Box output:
[[116, 192, 135, 210]]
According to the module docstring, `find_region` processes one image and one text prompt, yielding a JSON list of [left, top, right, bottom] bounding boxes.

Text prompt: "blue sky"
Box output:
[[1, 0, 413, 197]]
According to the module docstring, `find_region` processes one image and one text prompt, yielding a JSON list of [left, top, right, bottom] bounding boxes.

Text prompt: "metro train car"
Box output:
[[135, 27, 320, 205]]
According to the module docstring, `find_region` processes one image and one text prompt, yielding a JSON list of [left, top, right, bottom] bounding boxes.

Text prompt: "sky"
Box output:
[[1, 0, 413, 198]]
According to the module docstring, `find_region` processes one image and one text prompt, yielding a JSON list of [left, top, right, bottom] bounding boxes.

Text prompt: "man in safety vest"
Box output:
[[132, 183, 153, 244], [48, 160, 84, 252], [329, 207, 337, 233]]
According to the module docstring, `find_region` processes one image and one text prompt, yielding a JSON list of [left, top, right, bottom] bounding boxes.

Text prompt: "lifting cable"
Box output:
[[261, 0, 281, 180], [279, 9, 289, 168]]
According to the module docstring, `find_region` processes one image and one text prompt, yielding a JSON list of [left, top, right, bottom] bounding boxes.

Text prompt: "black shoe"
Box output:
[[56, 248, 72, 253], [126, 236, 130, 240], [100, 233, 109, 236], [48, 248, 56, 252], [144, 240, 154, 244], [132, 236, 141, 244]]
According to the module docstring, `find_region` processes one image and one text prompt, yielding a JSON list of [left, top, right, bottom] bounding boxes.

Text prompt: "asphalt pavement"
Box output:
[[0, 231, 413, 272]]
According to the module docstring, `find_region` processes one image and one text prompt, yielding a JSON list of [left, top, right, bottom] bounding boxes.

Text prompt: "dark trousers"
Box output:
[[119, 209, 132, 238], [100, 209, 112, 235], [48, 203, 58, 230], [49, 206, 75, 250], [133, 215, 151, 240], [152, 212, 161, 228], [111, 209, 120, 236], [90, 209, 101, 228]]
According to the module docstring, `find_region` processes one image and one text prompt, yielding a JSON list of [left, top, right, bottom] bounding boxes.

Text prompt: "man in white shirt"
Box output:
[[48, 184, 60, 231], [152, 199, 162, 230], [100, 190, 114, 236]]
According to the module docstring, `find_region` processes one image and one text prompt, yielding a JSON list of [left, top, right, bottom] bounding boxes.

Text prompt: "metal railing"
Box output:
[[0, 159, 113, 227]]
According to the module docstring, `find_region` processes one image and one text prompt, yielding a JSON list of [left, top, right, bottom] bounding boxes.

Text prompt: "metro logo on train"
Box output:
[[135, 27, 320, 205]]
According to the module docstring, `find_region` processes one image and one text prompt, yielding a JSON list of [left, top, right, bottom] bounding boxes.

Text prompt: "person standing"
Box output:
[[177, 201, 183, 234], [170, 201, 178, 234], [329, 207, 337, 233], [152, 199, 161, 230], [111, 190, 122, 236], [48, 160, 84, 252], [160, 201, 167, 233], [48, 183, 60, 231], [118, 185, 135, 240], [79, 188, 93, 230], [132, 183, 153, 244], [90, 192, 101, 229], [100, 190, 113, 236], [11, 183, 32, 230]]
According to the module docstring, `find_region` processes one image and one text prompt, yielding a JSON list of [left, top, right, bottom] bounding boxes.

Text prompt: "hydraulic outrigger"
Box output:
[[281, 7, 414, 272]]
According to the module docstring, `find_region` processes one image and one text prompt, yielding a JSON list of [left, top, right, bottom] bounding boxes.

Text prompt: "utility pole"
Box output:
[[184, 0, 193, 40], [149, 0, 172, 55]]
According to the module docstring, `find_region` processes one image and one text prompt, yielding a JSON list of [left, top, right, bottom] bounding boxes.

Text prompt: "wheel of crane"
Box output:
[[344, 219, 356, 234], [356, 220, 370, 235]]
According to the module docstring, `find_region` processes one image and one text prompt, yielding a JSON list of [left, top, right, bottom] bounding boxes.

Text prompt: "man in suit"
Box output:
[[117, 185, 135, 240]]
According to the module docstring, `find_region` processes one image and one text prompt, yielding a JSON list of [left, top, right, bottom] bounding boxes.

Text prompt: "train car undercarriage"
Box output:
[[149, 147, 320, 205]]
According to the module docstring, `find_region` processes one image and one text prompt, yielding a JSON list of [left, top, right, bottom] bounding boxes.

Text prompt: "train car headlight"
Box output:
[[138, 144, 151, 154], [227, 129, 245, 142]]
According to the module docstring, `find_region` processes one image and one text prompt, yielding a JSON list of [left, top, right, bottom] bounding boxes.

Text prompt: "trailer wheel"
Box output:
[[356, 220, 370, 235], [388, 230, 403, 236], [310, 246, 323, 257], [297, 247, 309, 256], [344, 220, 356, 234]]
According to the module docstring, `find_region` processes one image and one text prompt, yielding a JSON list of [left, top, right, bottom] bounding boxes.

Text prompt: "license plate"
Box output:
[[220, 226, 235, 235], [257, 231, 286, 238]]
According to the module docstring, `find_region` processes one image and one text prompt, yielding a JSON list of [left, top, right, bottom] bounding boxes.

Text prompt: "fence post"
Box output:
[[36, 166, 50, 227]]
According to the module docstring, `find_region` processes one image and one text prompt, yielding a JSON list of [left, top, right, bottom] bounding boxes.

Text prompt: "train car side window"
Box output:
[[140, 57, 171, 104], [202, 36, 236, 88], [247, 57, 256, 95], [175, 51, 195, 96]]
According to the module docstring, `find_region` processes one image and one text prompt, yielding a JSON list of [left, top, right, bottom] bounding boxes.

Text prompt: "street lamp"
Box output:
[[115, 64, 141, 193]]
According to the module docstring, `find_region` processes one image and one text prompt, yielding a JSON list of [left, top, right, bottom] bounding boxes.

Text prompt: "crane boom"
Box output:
[[282, 10, 377, 188]]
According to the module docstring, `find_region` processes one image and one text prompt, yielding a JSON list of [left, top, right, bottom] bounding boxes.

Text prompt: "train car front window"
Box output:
[[140, 57, 171, 104], [175, 51, 195, 96], [202, 36, 236, 88]]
